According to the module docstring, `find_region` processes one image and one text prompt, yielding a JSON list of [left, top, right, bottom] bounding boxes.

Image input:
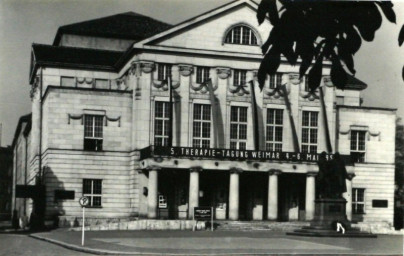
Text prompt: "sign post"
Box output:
[[79, 196, 89, 246], [194, 207, 214, 232]]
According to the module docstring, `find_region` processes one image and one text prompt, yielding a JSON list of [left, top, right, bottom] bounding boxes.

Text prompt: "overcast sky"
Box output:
[[0, 0, 403, 146]]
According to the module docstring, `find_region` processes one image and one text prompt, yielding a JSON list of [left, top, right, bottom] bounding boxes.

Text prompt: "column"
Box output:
[[344, 173, 355, 221], [305, 172, 317, 221], [267, 169, 281, 220], [147, 168, 159, 219], [229, 168, 242, 220], [188, 167, 201, 219]]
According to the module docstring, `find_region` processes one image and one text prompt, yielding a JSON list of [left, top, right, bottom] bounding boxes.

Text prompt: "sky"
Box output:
[[0, 0, 403, 147]]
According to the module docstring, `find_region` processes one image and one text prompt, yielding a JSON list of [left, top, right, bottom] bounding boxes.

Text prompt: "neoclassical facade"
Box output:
[[13, 0, 396, 228]]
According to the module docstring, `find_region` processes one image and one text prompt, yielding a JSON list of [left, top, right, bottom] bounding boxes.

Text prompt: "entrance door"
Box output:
[[158, 169, 188, 219], [278, 173, 306, 221], [240, 172, 267, 220]]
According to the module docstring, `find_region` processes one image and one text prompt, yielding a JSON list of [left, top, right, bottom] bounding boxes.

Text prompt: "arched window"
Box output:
[[224, 25, 258, 45]]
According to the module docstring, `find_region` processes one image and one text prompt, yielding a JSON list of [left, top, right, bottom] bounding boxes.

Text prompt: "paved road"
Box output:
[[0, 233, 95, 256], [30, 230, 404, 255]]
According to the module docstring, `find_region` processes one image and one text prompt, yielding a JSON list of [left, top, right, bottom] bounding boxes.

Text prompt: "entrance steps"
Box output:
[[214, 221, 309, 231]]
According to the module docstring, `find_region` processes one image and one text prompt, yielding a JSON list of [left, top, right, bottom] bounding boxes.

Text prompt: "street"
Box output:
[[0, 233, 96, 256], [0, 229, 401, 256]]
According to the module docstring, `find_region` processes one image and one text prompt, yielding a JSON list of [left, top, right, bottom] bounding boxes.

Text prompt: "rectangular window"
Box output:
[[193, 104, 211, 148], [83, 179, 102, 207], [350, 130, 366, 163], [352, 188, 365, 214], [157, 63, 172, 81], [269, 73, 282, 89], [196, 67, 210, 84], [233, 70, 247, 87], [84, 115, 103, 151], [154, 101, 170, 146], [61, 76, 75, 87], [301, 111, 318, 153], [230, 106, 248, 150], [266, 109, 283, 151]]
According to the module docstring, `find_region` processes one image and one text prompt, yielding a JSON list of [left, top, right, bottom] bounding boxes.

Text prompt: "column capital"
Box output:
[[190, 166, 203, 172], [347, 173, 356, 181], [268, 169, 282, 176], [229, 167, 243, 174], [306, 171, 318, 177]]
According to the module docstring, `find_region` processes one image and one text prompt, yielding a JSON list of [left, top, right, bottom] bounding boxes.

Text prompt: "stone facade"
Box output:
[[12, 0, 396, 229]]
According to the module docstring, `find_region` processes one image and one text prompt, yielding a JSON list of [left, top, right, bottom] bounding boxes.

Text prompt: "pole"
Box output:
[[81, 207, 85, 246], [211, 207, 213, 232], [192, 208, 195, 232]]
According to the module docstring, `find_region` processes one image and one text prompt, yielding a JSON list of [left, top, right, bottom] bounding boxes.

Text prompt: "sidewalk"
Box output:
[[30, 229, 404, 255]]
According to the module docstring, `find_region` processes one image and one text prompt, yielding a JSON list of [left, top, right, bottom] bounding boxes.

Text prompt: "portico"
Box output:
[[140, 146, 342, 221]]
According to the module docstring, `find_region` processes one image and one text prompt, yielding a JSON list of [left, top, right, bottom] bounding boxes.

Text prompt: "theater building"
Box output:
[[13, 0, 396, 228]]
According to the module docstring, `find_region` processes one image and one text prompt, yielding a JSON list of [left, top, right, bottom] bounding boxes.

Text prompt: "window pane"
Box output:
[[310, 129, 317, 143], [269, 75, 276, 89], [202, 105, 211, 120], [302, 112, 309, 126], [230, 141, 237, 149], [231, 107, 238, 122], [233, 26, 241, 44], [239, 124, 247, 139], [194, 105, 201, 120], [275, 127, 282, 142], [230, 124, 238, 139], [275, 109, 283, 124], [239, 107, 247, 122], [239, 142, 246, 150], [83, 179, 92, 194], [242, 26, 249, 44], [302, 128, 309, 143], [193, 122, 201, 137], [267, 109, 274, 124], [202, 123, 210, 138], [267, 126, 274, 141]]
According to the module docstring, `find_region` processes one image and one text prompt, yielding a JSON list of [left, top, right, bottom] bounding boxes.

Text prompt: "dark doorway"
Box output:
[[158, 169, 188, 219], [278, 173, 306, 221], [199, 170, 229, 220], [240, 172, 267, 220]]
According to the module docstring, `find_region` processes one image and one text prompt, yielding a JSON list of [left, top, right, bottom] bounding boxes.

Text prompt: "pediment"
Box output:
[[134, 0, 272, 56]]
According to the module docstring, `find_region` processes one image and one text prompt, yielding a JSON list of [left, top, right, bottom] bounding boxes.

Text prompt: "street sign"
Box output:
[[194, 207, 212, 220], [193, 207, 214, 232], [79, 196, 89, 207], [78, 196, 89, 247]]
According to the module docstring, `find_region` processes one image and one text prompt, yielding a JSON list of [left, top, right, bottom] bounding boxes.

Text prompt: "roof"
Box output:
[[345, 75, 367, 90], [53, 12, 172, 45], [30, 44, 125, 83]]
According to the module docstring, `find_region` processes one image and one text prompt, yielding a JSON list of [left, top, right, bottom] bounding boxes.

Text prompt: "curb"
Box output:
[[29, 233, 139, 255]]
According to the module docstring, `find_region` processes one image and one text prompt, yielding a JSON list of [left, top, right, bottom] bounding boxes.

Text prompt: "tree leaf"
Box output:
[[267, 0, 279, 26], [345, 27, 362, 55], [257, 0, 278, 26], [308, 55, 323, 91], [296, 41, 314, 78], [258, 47, 281, 90], [331, 57, 348, 90], [338, 42, 356, 75], [399, 24, 404, 46], [375, 1, 396, 24], [257, 0, 270, 25]]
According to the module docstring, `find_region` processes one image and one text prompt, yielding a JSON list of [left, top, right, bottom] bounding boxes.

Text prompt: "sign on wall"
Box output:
[[148, 146, 336, 163]]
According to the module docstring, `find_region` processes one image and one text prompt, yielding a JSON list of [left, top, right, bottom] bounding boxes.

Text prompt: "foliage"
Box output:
[[256, 0, 404, 91]]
